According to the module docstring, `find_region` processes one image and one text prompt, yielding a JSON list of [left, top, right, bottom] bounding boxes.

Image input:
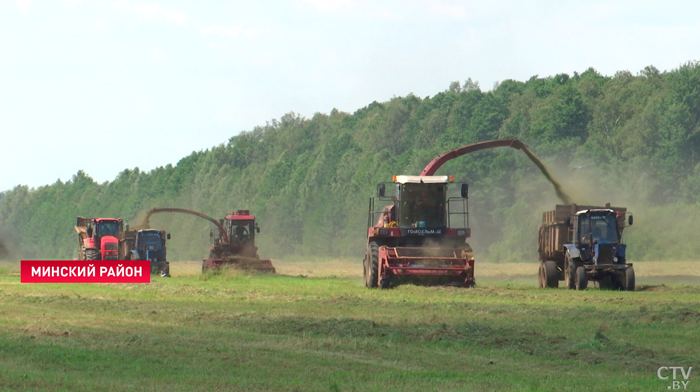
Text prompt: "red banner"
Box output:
[[21, 260, 151, 283]]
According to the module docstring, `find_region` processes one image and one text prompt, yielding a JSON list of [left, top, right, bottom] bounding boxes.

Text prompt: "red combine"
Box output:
[[75, 217, 134, 260], [364, 138, 539, 288], [140, 208, 275, 273]]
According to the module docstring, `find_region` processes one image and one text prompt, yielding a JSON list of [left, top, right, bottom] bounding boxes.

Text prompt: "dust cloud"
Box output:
[[517, 143, 573, 205]]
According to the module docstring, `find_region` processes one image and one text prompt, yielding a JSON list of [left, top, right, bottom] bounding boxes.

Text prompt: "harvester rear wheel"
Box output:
[[575, 266, 588, 290], [364, 242, 379, 288], [86, 249, 99, 261], [543, 260, 559, 288], [624, 267, 635, 291]]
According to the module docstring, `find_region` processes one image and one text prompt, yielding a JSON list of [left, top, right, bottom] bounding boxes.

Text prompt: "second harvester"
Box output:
[[364, 138, 550, 289]]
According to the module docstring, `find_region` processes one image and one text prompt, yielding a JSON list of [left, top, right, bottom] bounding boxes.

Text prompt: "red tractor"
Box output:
[[75, 217, 134, 261], [364, 138, 537, 289]]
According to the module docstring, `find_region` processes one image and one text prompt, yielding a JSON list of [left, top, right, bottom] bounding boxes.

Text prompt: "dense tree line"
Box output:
[[2, 62, 700, 262]]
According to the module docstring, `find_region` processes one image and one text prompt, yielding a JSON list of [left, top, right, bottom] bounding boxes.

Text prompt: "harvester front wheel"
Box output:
[[542, 260, 559, 288], [364, 242, 379, 288], [575, 266, 588, 290], [624, 267, 635, 291], [85, 249, 99, 261]]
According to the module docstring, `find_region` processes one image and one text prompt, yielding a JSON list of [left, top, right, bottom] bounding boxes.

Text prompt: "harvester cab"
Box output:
[[130, 229, 170, 277], [365, 175, 474, 289], [75, 217, 125, 261], [226, 210, 259, 250]]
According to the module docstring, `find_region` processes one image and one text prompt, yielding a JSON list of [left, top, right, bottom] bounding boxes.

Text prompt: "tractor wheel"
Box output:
[[161, 263, 171, 278], [85, 249, 99, 261], [624, 267, 635, 291], [364, 242, 379, 288], [575, 266, 588, 290], [564, 258, 576, 290], [542, 260, 559, 288]]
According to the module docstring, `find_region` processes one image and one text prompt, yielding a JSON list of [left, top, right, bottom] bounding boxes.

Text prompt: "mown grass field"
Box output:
[[0, 260, 699, 391]]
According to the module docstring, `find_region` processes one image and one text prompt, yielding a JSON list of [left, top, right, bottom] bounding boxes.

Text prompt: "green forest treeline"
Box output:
[[2, 63, 700, 262]]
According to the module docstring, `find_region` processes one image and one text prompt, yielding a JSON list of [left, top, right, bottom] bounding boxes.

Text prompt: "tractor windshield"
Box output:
[[580, 213, 618, 243], [142, 232, 163, 250], [398, 183, 447, 228], [97, 221, 119, 237]]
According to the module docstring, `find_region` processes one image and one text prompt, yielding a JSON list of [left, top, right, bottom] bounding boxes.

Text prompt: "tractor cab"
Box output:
[[90, 218, 123, 260], [131, 229, 170, 276], [566, 208, 633, 265], [94, 219, 121, 238]]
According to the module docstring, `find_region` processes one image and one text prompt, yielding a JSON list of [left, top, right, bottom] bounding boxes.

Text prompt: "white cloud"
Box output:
[[301, 0, 357, 13], [112, 1, 189, 26], [300, 0, 401, 19], [60, 0, 84, 8], [197, 23, 241, 39], [10, 0, 30, 10], [252, 51, 276, 65]]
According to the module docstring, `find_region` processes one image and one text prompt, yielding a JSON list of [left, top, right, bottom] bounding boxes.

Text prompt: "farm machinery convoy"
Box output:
[[66, 138, 636, 290], [74, 208, 275, 275]]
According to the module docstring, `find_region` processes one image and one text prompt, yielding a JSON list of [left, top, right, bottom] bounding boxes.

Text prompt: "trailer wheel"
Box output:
[[543, 261, 559, 288], [364, 242, 379, 288], [565, 258, 576, 290], [624, 267, 635, 291], [575, 266, 588, 290], [86, 249, 99, 261]]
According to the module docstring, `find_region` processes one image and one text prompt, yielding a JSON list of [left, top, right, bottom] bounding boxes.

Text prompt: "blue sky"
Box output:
[[1, 0, 698, 192]]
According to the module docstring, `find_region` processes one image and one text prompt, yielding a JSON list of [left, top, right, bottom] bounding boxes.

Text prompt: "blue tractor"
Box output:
[[130, 229, 171, 277], [538, 203, 634, 290]]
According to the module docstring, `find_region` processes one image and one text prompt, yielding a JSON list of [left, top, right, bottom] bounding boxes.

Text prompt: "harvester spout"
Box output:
[[141, 208, 229, 243], [420, 138, 525, 176], [420, 137, 571, 204]]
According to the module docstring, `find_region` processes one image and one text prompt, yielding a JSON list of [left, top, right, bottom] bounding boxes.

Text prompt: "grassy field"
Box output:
[[0, 260, 699, 391]]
